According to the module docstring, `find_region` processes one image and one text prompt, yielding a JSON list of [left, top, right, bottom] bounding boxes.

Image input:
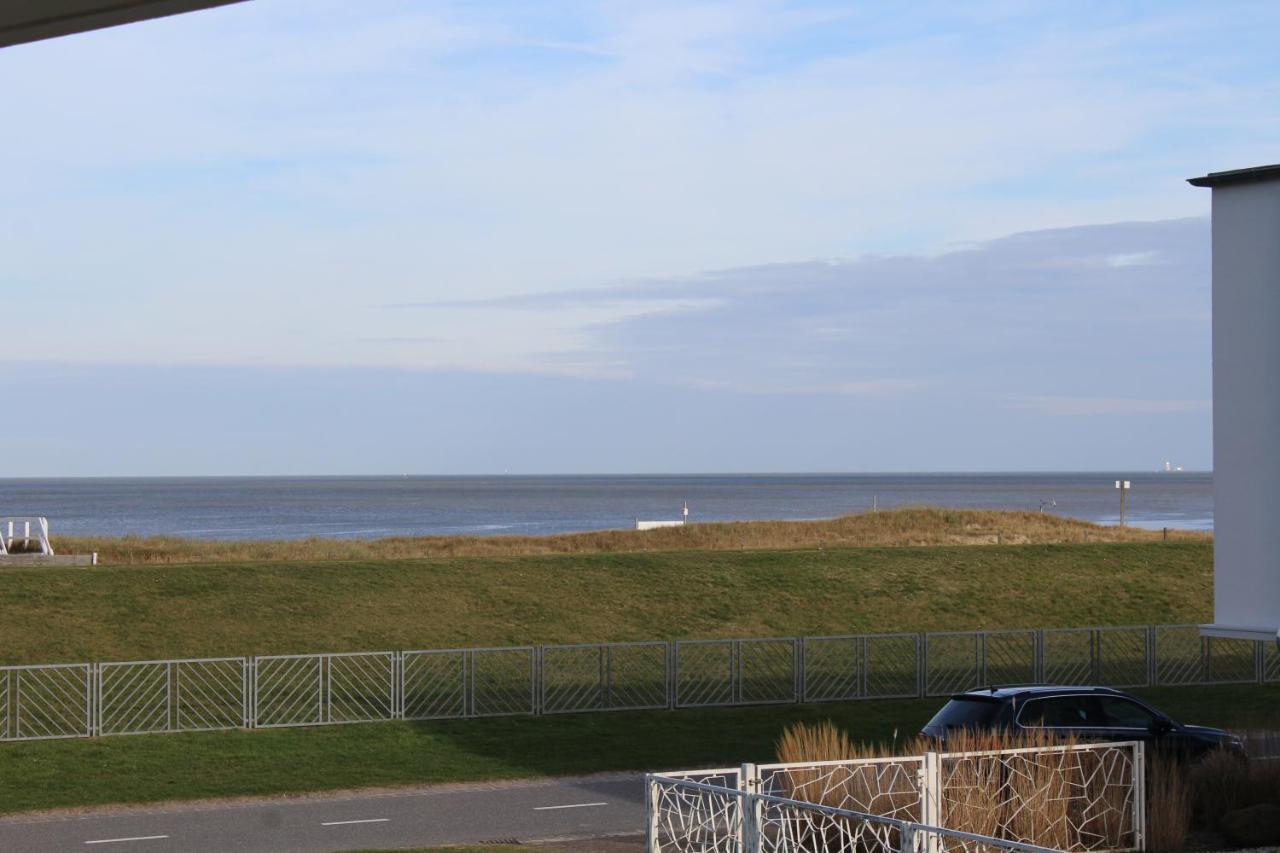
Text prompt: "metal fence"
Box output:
[[649, 740, 1144, 853], [0, 624, 1273, 742]]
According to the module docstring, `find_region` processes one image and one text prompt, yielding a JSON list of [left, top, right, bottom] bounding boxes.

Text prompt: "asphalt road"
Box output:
[[0, 774, 646, 852]]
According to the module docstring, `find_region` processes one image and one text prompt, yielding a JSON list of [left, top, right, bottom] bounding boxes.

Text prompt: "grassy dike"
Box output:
[[0, 542, 1210, 664], [0, 685, 1274, 816]]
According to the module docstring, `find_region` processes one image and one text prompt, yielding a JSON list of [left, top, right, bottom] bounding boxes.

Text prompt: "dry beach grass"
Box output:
[[50, 507, 1207, 566]]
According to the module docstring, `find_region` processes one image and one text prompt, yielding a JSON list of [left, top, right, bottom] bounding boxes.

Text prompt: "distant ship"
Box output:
[[1161, 461, 1184, 472]]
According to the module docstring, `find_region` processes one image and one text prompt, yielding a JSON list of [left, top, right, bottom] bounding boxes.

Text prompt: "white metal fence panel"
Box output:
[[254, 655, 323, 728], [676, 640, 734, 708], [402, 649, 467, 720], [471, 647, 535, 717], [758, 756, 923, 822], [648, 775, 743, 853], [12, 664, 92, 740], [936, 741, 1143, 851], [175, 658, 247, 731], [99, 661, 170, 735], [655, 742, 1142, 853]]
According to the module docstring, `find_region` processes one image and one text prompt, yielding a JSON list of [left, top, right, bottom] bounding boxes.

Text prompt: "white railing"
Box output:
[[0, 516, 53, 556], [0, 623, 1273, 742], [650, 741, 1144, 853]]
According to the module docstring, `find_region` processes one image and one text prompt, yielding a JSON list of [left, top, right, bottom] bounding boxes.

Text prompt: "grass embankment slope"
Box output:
[[53, 507, 1205, 565], [2, 510, 1211, 665]]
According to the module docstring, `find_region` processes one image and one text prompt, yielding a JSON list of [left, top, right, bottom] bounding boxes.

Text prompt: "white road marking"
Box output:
[[320, 818, 390, 826], [84, 836, 170, 845], [533, 801, 609, 811]]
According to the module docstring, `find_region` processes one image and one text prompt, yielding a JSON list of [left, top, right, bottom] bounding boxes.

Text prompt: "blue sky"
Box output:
[[2, 1, 1277, 475]]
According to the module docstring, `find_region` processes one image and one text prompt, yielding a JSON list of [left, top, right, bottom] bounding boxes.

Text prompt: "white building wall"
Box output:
[[1203, 174, 1280, 639]]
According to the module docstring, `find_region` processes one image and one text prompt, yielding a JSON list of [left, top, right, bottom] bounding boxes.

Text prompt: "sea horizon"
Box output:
[[0, 471, 1214, 540]]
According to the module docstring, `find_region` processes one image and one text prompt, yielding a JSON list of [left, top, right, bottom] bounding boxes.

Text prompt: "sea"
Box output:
[[0, 473, 1213, 540]]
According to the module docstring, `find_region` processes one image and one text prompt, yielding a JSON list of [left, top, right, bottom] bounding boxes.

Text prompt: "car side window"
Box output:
[[1018, 696, 1105, 727], [1098, 696, 1159, 728]]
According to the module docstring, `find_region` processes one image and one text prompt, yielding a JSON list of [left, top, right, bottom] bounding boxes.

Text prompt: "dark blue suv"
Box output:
[[920, 685, 1242, 759]]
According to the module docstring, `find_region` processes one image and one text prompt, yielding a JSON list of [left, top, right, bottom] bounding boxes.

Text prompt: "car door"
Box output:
[[1095, 695, 1199, 757]]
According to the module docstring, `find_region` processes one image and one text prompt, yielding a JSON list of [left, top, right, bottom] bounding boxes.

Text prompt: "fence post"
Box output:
[[739, 763, 761, 853], [899, 823, 918, 853], [977, 631, 987, 687], [1149, 626, 1159, 687], [1134, 741, 1147, 852], [90, 663, 100, 737], [668, 642, 677, 710], [533, 646, 543, 716], [919, 751, 942, 853], [917, 634, 926, 698], [1034, 629, 1045, 683], [645, 775, 662, 853], [1257, 640, 1266, 684], [795, 637, 805, 703]]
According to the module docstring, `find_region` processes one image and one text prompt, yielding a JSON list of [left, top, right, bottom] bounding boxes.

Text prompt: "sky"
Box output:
[[2, 0, 1278, 476]]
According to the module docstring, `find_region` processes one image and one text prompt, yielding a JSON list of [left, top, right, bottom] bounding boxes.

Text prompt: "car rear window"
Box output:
[[926, 696, 1002, 729]]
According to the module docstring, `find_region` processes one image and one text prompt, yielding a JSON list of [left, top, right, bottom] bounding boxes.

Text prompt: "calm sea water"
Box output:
[[0, 473, 1212, 540]]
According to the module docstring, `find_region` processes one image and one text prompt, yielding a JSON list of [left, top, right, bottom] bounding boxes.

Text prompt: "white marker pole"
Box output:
[[1115, 480, 1131, 527]]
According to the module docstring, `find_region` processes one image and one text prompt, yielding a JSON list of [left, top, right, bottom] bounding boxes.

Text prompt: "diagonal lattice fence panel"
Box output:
[[402, 650, 467, 720], [864, 634, 919, 699], [327, 653, 394, 723], [471, 647, 534, 717], [982, 631, 1037, 687], [1042, 628, 1094, 685], [0, 670, 8, 740], [254, 655, 323, 727], [99, 661, 169, 735], [1097, 627, 1150, 688], [926, 633, 980, 696], [176, 658, 246, 731], [1154, 625, 1203, 685], [1265, 642, 1280, 684], [605, 642, 668, 710], [542, 644, 605, 714], [13, 664, 92, 740], [1205, 636, 1258, 684], [738, 638, 797, 704], [675, 641, 734, 707], [803, 636, 862, 703]]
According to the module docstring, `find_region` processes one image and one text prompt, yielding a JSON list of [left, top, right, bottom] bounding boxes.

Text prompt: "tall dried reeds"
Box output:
[[774, 723, 1136, 850], [1147, 754, 1191, 853]]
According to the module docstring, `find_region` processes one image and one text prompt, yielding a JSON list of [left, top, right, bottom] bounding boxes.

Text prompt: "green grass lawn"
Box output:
[[0, 543, 1210, 664], [0, 683, 1269, 816]]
